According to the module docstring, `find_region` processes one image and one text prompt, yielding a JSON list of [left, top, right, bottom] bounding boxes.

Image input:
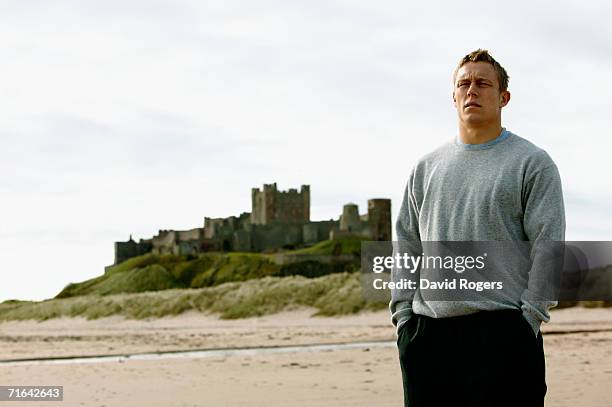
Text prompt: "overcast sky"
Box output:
[[1, 0, 611, 302]]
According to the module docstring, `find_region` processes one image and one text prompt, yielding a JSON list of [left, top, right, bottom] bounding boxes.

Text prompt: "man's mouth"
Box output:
[[464, 102, 481, 108]]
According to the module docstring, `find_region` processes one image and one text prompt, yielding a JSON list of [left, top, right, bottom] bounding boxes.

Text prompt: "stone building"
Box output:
[[151, 228, 205, 256], [113, 236, 152, 265], [250, 183, 310, 225], [330, 199, 392, 241], [113, 183, 391, 265]]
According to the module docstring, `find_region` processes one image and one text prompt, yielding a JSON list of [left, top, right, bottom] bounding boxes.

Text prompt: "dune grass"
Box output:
[[0, 272, 388, 322]]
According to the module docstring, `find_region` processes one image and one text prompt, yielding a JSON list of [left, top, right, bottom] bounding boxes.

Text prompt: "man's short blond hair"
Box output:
[[454, 49, 509, 92]]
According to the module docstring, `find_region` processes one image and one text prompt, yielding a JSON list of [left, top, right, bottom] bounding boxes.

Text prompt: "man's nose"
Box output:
[[467, 82, 478, 96]]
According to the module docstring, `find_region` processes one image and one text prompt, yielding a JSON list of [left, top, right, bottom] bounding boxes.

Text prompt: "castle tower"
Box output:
[[250, 183, 310, 225], [339, 203, 360, 232], [251, 183, 277, 225], [367, 199, 392, 241]]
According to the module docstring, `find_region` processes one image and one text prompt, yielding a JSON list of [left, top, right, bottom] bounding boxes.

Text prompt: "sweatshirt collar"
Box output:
[[455, 128, 511, 150]]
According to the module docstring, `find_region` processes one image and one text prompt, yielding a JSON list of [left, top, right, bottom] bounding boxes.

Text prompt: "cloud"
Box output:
[[0, 0, 611, 301]]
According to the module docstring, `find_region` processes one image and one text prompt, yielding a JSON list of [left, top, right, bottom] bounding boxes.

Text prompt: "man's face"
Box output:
[[453, 62, 510, 127]]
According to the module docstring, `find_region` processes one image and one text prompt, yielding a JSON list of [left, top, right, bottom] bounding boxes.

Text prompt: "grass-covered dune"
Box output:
[[0, 238, 383, 322], [55, 238, 363, 299], [0, 272, 388, 322]]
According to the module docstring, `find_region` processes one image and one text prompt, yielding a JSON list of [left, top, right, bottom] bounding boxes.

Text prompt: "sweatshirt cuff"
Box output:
[[391, 301, 413, 336], [520, 289, 555, 336]]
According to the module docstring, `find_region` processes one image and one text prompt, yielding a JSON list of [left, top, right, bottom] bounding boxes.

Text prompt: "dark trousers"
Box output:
[[397, 310, 546, 407]]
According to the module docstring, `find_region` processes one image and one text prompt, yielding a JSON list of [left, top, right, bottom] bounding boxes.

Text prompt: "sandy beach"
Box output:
[[1, 307, 611, 406]]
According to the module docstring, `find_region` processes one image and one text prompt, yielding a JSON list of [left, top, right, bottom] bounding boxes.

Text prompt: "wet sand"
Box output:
[[0, 307, 611, 406]]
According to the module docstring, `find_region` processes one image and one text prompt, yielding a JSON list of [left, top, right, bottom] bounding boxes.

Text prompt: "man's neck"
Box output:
[[458, 122, 503, 145]]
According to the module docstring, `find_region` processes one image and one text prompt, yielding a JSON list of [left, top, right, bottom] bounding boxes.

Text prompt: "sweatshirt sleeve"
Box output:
[[389, 168, 422, 334], [520, 161, 566, 336]]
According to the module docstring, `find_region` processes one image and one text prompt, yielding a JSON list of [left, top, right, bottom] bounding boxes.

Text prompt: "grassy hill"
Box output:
[[55, 238, 363, 299], [0, 238, 383, 322]]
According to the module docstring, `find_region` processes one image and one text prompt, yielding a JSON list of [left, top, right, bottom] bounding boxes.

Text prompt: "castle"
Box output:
[[114, 183, 391, 265]]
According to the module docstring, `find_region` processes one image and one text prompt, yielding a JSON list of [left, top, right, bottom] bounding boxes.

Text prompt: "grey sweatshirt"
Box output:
[[389, 128, 566, 335]]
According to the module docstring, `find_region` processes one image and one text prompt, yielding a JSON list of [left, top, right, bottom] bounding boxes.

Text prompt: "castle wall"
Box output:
[[114, 237, 152, 265], [249, 223, 304, 252], [152, 230, 176, 254], [204, 213, 250, 239], [233, 229, 252, 252], [114, 240, 139, 264], [177, 228, 204, 241], [177, 240, 200, 256], [303, 220, 337, 244], [151, 228, 206, 256]]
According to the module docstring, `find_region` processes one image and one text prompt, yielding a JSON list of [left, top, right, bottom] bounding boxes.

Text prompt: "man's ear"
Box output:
[[452, 90, 457, 107], [500, 91, 511, 108]]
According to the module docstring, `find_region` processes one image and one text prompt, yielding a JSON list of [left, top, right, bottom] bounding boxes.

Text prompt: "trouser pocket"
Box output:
[[397, 315, 425, 349]]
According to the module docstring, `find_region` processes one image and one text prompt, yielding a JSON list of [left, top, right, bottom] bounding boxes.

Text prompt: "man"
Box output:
[[390, 49, 565, 406]]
